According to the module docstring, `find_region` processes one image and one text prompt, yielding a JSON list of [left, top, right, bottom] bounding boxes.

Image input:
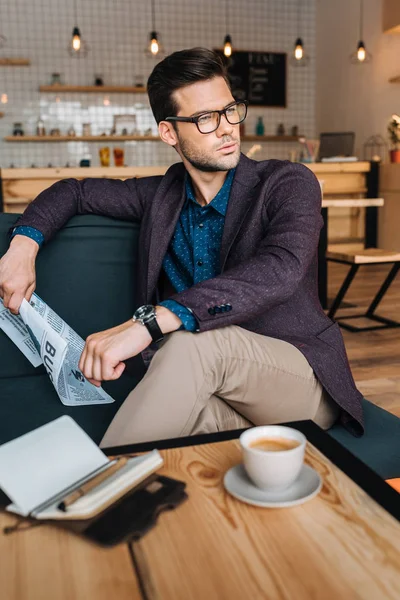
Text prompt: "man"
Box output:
[[0, 48, 363, 446]]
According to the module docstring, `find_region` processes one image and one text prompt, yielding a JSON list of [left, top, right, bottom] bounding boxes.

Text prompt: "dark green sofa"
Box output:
[[1, 213, 399, 480]]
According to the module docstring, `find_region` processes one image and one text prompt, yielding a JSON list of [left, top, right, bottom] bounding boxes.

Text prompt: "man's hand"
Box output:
[[79, 319, 153, 386], [0, 235, 39, 314], [79, 305, 182, 386]]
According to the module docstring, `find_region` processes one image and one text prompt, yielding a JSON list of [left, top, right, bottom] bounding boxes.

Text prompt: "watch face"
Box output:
[[134, 304, 155, 322]]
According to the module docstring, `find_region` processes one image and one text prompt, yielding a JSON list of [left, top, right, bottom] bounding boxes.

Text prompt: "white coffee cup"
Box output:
[[240, 425, 306, 491]]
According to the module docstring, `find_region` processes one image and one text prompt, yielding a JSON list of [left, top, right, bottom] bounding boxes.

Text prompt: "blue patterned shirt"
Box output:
[[160, 169, 234, 331], [12, 169, 235, 332]]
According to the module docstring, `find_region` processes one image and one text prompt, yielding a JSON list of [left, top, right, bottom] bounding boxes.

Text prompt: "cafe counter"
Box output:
[[378, 164, 400, 251], [0, 162, 373, 247]]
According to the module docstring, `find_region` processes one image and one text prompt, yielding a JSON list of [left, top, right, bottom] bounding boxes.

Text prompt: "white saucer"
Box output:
[[224, 463, 322, 508]]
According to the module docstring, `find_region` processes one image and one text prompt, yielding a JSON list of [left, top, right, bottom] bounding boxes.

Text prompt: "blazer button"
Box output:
[[208, 307, 215, 315], [226, 304, 232, 311], [214, 306, 222, 313]]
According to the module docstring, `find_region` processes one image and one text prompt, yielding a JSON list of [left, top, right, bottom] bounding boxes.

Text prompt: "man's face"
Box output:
[[171, 77, 241, 172]]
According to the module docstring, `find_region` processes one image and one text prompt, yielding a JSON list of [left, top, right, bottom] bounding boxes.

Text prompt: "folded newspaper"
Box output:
[[0, 293, 114, 406]]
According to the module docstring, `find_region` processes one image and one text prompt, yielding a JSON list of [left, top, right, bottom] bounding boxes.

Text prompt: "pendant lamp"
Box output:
[[290, 0, 309, 67], [223, 0, 233, 57], [145, 0, 165, 58], [68, 0, 89, 58], [350, 0, 372, 64]]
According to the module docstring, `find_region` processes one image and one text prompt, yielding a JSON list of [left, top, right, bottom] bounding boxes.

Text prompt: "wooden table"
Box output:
[[318, 198, 385, 308], [1, 422, 399, 600]]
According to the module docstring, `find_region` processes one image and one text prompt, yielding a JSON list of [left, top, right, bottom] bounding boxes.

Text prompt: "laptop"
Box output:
[[318, 132, 356, 161]]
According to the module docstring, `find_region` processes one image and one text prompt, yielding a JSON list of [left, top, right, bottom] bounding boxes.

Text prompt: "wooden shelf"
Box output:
[[242, 135, 302, 142], [0, 112, 4, 118], [39, 85, 147, 93], [5, 134, 302, 144], [0, 58, 30, 66], [5, 135, 159, 142]]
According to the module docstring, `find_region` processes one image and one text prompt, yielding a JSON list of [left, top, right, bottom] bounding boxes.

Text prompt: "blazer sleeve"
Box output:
[[168, 163, 323, 331], [12, 176, 161, 243]]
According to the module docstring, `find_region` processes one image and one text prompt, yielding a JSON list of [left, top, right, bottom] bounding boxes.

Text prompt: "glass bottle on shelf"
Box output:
[[255, 117, 265, 136], [36, 116, 46, 136]]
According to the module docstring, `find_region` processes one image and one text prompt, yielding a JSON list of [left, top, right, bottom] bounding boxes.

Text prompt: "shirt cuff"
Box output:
[[159, 300, 198, 332], [11, 226, 44, 248]]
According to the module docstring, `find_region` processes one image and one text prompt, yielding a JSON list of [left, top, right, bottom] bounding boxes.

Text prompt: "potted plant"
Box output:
[[388, 114, 400, 163]]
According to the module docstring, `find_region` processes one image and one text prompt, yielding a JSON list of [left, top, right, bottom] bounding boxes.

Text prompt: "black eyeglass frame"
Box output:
[[165, 100, 248, 134]]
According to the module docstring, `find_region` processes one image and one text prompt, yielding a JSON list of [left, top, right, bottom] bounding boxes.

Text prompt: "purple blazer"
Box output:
[[15, 154, 364, 435]]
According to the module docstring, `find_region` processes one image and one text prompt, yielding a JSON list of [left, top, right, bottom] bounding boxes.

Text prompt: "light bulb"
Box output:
[[148, 31, 159, 56], [1, 93, 8, 104], [224, 42, 232, 57], [357, 40, 366, 62], [150, 38, 159, 55], [295, 45, 303, 60], [71, 27, 81, 52], [223, 35, 232, 57], [103, 95, 110, 106], [294, 38, 304, 61]]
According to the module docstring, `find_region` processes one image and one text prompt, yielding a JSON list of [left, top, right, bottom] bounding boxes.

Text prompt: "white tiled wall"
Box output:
[[0, 0, 316, 167]]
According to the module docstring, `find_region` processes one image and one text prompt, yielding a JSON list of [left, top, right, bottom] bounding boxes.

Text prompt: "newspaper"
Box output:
[[0, 294, 114, 406]]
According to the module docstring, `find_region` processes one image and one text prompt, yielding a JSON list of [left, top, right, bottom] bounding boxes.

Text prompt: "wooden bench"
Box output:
[[326, 248, 400, 332]]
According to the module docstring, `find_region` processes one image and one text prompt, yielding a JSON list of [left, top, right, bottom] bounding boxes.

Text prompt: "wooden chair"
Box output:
[[326, 248, 400, 332]]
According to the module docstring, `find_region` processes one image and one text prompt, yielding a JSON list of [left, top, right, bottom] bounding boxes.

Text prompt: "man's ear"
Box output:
[[159, 121, 178, 147]]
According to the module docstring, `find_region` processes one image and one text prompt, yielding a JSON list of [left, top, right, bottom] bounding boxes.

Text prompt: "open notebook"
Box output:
[[0, 416, 163, 520]]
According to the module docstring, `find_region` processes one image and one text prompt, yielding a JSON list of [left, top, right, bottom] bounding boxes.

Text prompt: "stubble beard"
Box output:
[[177, 133, 241, 172]]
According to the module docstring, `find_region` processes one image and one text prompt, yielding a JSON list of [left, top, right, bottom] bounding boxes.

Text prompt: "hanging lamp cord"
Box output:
[[151, 0, 156, 32]]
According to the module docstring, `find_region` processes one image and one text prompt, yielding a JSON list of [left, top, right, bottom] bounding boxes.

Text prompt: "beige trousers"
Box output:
[[100, 325, 339, 448]]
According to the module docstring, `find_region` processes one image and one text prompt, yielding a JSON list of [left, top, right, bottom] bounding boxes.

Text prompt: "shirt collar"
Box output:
[[185, 168, 236, 216]]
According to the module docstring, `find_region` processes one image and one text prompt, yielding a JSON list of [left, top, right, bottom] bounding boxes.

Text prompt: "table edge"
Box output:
[[104, 420, 400, 522]]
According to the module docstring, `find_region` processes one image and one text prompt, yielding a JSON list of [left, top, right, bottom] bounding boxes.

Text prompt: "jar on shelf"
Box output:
[[50, 72, 62, 85], [277, 123, 285, 136], [82, 123, 92, 136], [13, 122, 24, 136]]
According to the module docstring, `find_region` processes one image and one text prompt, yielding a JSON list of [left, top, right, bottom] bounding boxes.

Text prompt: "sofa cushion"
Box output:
[[0, 214, 141, 378], [0, 370, 144, 445], [328, 398, 400, 480], [0, 213, 146, 444]]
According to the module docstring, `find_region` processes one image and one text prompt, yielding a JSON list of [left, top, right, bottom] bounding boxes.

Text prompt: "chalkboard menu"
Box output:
[[215, 50, 287, 108]]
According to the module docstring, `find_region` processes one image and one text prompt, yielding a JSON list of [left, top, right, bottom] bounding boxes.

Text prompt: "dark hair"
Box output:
[[147, 47, 231, 124]]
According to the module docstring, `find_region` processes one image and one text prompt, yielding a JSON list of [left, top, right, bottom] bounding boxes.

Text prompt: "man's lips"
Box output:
[[217, 141, 238, 151]]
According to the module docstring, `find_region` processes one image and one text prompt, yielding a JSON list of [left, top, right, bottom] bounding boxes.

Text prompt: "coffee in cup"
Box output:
[[248, 437, 301, 452], [240, 426, 306, 491]]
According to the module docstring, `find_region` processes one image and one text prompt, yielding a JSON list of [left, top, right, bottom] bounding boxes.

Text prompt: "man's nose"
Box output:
[[216, 113, 234, 137]]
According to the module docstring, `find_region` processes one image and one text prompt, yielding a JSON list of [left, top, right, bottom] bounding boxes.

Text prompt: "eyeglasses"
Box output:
[[165, 100, 248, 134]]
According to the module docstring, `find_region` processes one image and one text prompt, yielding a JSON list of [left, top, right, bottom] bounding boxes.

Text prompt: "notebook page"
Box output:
[[0, 416, 109, 516]]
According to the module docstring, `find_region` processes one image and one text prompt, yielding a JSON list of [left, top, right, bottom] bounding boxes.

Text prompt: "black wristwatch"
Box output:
[[132, 304, 164, 343]]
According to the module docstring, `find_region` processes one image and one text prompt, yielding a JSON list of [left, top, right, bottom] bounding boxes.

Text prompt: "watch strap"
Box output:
[[144, 316, 164, 343]]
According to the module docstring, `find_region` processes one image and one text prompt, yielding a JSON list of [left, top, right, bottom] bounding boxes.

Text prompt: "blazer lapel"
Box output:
[[146, 170, 186, 300], [220, 154, 261, 271], [146, 154, 260, 300]]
